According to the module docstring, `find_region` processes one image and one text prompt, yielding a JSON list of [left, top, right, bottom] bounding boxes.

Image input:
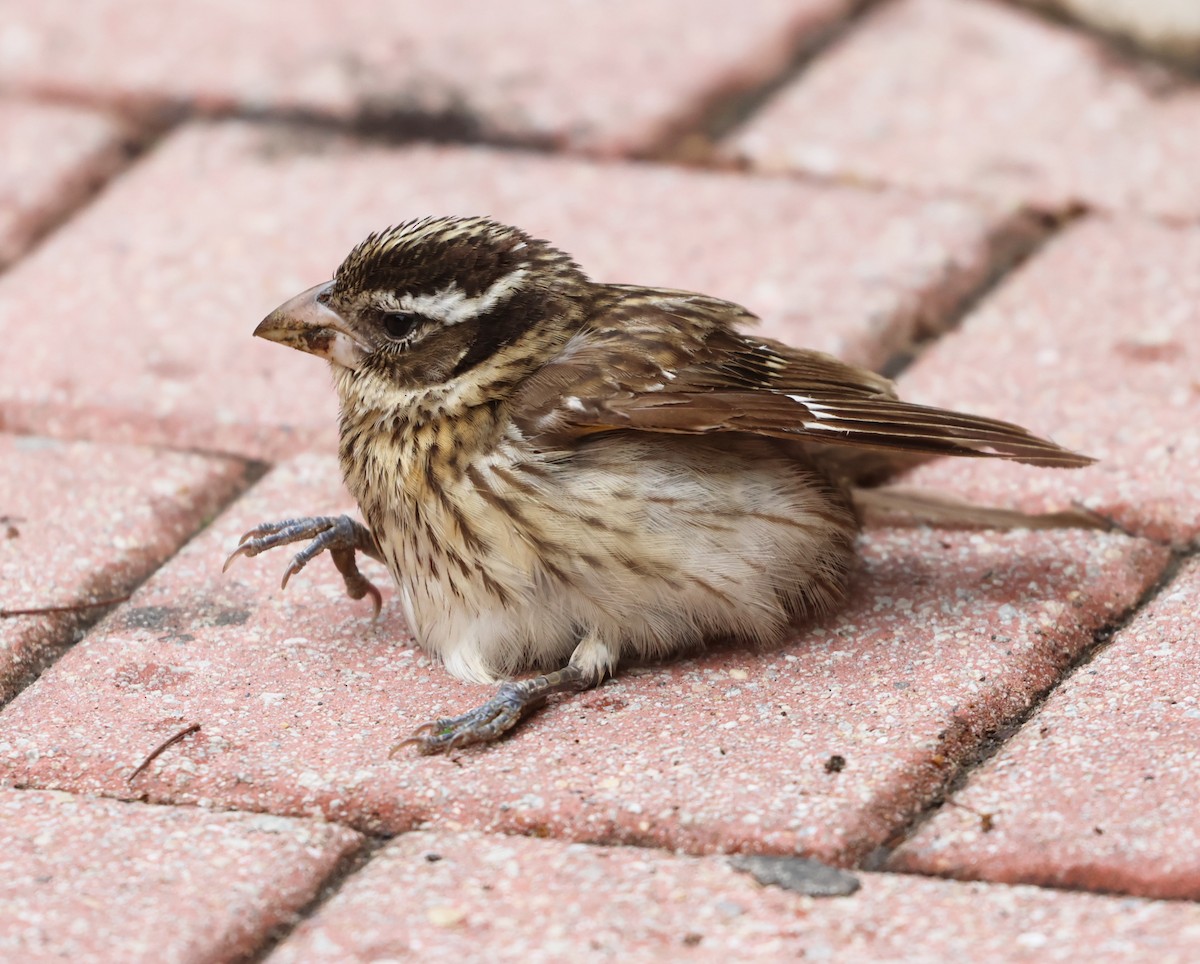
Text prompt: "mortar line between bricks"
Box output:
[[18, 88, 562, 157], [649, 0, 891, 161], [876, 205, 1088, 380], [2, 772, 396, 844], [0, 108, 181, 276], [241, 833, 392, 964], [4, 1, 890, 168], [0, 410, 292, 468], [0, 457, 269, 714], [214, 105, 561, 153], [0, 779, 394, 958], [16, 84, 1166, 245], [860, 543, 1196, 883]]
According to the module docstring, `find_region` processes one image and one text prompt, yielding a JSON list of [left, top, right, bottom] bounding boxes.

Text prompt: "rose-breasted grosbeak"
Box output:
[[225, 216, 1093, 752]]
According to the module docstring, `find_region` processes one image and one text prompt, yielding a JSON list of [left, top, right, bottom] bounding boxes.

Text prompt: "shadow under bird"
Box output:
[[225, 216, 1096, 752]]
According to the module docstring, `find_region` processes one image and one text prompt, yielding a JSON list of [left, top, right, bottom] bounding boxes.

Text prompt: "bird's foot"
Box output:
[[396, 665, 593, 754], [223, 515, 383, 616]]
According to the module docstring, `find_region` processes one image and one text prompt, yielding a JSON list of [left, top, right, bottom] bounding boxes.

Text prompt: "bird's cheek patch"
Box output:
[[320, 329, 368, 370]]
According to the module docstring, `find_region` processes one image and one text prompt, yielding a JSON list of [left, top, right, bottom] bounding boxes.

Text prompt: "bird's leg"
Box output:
[[397, 631, 615, 753], [223, 515, 385, 616]]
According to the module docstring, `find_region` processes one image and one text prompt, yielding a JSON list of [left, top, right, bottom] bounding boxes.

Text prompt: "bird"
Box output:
[[224, 215, 1096, 753]]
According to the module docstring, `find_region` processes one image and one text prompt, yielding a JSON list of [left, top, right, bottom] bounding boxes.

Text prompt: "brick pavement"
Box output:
[[1, 1, 1197, 959]]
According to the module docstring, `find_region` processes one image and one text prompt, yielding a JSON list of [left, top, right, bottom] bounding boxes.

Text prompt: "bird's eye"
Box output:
[[381, 311, 420, 341]]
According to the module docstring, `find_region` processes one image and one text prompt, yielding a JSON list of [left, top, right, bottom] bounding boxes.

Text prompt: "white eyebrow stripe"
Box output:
[[399, 267, 529, 325]]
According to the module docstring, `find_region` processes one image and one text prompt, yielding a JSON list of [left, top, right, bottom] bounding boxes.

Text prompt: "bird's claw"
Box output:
[[393, 665, 594, 755], [222, 518, 312, 571], [392, 683, 528, 755], [223, 515, 383, 616]]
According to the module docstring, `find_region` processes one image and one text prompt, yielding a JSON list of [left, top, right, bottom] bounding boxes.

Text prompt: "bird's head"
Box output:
[[255, 216, 588, 398]]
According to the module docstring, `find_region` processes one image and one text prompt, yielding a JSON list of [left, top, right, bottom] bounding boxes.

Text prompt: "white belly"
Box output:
[[365, 432, 857, 683]]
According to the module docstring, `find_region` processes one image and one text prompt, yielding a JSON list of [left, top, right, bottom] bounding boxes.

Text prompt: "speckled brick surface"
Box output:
[[0, 788, 361, 961], [0, 120, 1038, 459], [267, 830, 1200, 963], [0, 455, 1168, 863], [3, 0, 1199, 945], [0, 0, 851, 155], [892, 556, 1200, 900], [0, 99, 127, 266], [729, 0, 1200, 219], [0, 435, 247, 702], [890, 216, 1200, 547]]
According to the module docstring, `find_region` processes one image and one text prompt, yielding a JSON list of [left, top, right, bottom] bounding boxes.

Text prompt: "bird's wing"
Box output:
[[512, 288, 1092, 468]]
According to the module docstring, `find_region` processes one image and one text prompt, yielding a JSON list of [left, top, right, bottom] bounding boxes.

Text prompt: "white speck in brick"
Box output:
[[297, 771, 324, 790], [714, 899, 745, 918], [481, 845, 518, 864]]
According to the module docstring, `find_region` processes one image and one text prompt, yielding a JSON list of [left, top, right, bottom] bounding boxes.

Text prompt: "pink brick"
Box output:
[[269, 830, 1200, 962], [0, 0, 851, 155], [0, 121, 1037, 459], [892, 556, 1200, 900], [0, 99, 127, 266], [0, 455, 1167, 864], [0, 435, 246, 700], [729, 0, 1200, 219], [0, 788, 361, 960], [891, 216, 1200, 546]]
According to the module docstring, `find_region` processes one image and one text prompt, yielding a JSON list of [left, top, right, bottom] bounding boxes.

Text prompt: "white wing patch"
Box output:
[[757, 345, 787, 370], [787, 394, 835, 421]]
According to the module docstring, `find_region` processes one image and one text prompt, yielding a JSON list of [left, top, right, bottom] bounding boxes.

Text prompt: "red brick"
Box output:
[[729, 0, 1200, 220], [0, 435, 246, 701], [892, 556, 1200, 900], [892, 216, 1200, 546], [0, 0, 852, 155], [0, 99, 127, 266], [0, 788, 360, 960], [0, 121, 1037, 459], [0, 455, 1167, 863], [269, 830, 1200, 962]]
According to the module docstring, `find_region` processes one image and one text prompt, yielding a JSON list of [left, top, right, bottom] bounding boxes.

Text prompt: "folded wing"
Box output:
[[512, 288, 1092, 469]]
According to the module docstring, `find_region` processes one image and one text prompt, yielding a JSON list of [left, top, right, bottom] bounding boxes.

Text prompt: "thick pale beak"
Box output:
[[254, 281, 368, 370]]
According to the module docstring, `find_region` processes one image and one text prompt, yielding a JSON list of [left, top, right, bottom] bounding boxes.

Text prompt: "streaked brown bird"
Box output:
[[226, 216, 1094, 752]]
